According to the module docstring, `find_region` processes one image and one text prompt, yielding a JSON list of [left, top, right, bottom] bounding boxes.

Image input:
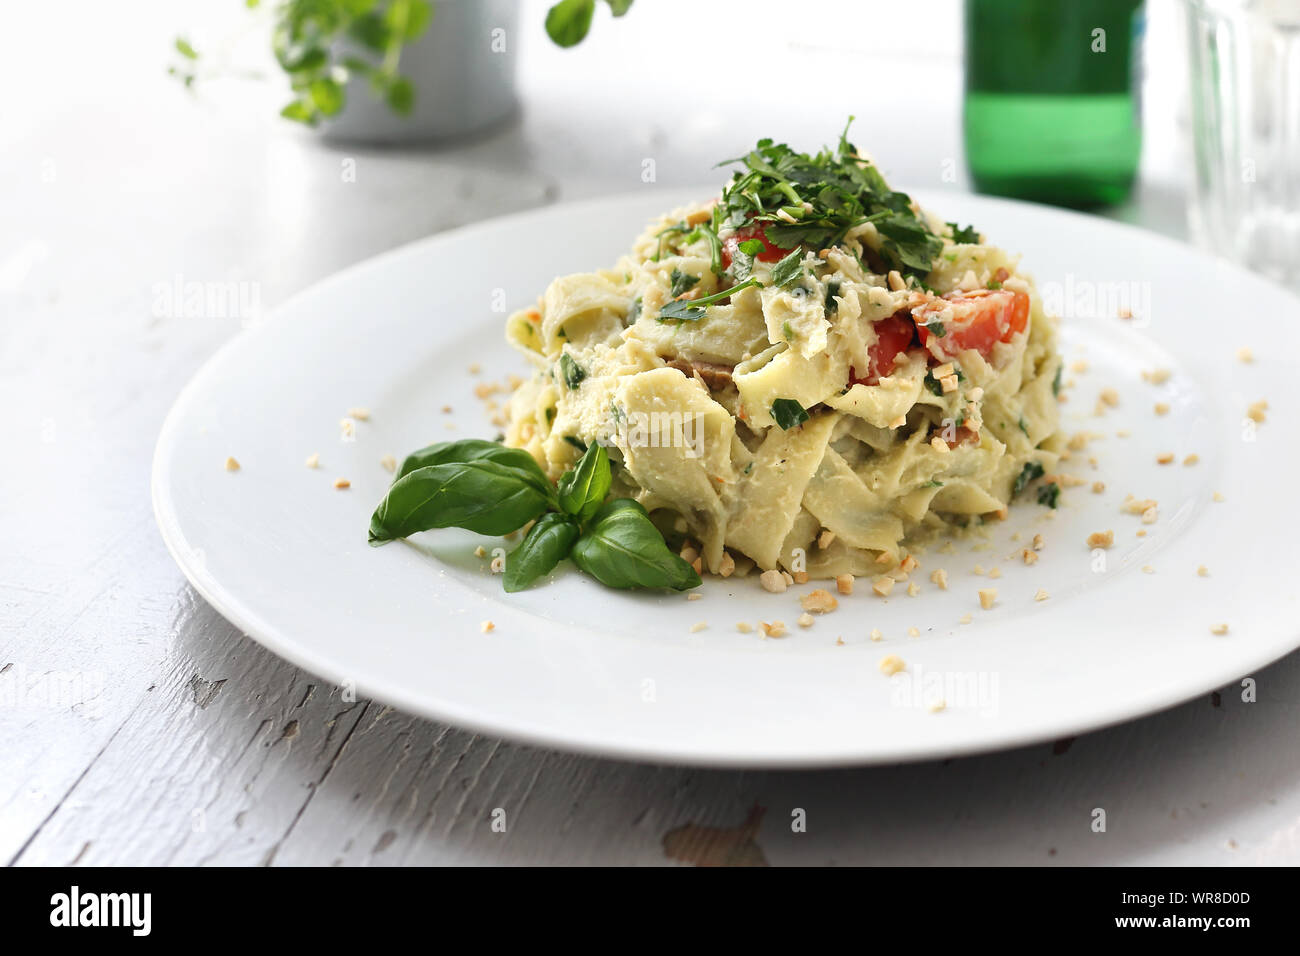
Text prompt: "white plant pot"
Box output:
[[321, 0, 520, 145]]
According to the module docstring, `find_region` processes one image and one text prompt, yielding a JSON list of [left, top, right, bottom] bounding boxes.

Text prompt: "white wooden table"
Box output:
[[5, 0, 1297, 866]]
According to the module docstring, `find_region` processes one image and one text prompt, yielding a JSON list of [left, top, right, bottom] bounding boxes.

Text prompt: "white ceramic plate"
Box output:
[[153, 189, 1300, 767]]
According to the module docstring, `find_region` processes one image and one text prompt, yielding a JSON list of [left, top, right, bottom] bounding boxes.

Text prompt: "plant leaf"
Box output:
[[545, 0, 595, 47], [369, 460, 551, 543], [394, 439, 548, 485], [556, 442, 611, 524], [570, 499, 701, 590], [503, 513, 580, 592]]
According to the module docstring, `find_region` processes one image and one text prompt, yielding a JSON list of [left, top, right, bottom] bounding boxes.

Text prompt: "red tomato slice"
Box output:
[[720, 221, 792, 271], [849, 312, 916, 386], [914, 289, 1030, 357]]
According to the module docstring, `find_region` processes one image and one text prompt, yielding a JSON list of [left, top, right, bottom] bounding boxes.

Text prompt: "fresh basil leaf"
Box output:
[[770, 249, 804, 289], [771, 398, 809, 430], [556, 442, 611, 523], [560, 353, 586, 389], [669, 268, 700, 297], [369, 460, 552, 543], [545, 0, 595, 47], [1012, 460, 1045, 497], [570, 499, 701, 591], [394, 438, 548, 484], [503, 512, 580, 592]]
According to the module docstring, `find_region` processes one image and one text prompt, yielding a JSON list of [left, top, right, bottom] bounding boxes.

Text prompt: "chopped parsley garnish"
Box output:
[[669, 268, 700, 297], [1037, 482, 1060, 508], [626, 296, 642, 323], [730, 238, 765, 280], [657, 278, 760, 322], [706, 119, 943, 279], [986, 280, 1003, 290], [947, 222, 981, 244], [1018, 416, 1030, 437], [1052, 364, 1063, 397], [926, 479, 944, 488], [926, 319, 946, 338], [924, 371, 945, 396], [559, 353, 586, 390], [771, 398, 810, 430], [769, 249, 804, 289], [782, 320, 796, 341], [1012, 460, 1045, 497], [562, 435, 587, 452]]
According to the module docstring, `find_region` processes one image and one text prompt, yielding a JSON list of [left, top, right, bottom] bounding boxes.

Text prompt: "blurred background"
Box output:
[[4, 0, 1300, 866]]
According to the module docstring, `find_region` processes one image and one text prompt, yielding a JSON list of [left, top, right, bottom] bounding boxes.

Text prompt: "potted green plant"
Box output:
[[171, 0, 633, 144]]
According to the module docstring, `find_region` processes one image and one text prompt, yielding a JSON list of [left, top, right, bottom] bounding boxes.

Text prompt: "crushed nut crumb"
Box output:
[[1087, 530, 1114, 549], [978, 588, 997, 610], [304, 452, 320, 469], [800, 589, 839, 614], [930, 568, 949, 589], [333, 477, 351, 490], [878, 654, 906, 676], [480, 620, 494, 633], [797, 613, 815, 628], [761, 621, 787, 638], [759, 569, 787, 593], [1210, 623, 1229, 636], [1034, 589, 1049, 602], [835, 573, 854, 595], [380, 454, 397, 473]]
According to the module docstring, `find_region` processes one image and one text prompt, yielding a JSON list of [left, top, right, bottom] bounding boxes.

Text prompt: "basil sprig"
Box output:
[[570, 499, 701, 591], [368, 438, 700, 594]]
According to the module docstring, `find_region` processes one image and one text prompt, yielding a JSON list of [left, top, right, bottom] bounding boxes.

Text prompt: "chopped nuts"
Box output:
[[737, 622, 754, 634], [333, 477, 351, 490], [1183, 454, 1199, 466], [835, 573, 854, 595], [304, 452, 320, 469], [1099, 387, 1120, 407], [792, 571, 809, 584], [930, 435, 951, 453], [1210, 623, 1229, 636], [1156, 452, 1175, 465], [977, 588, 997, 610], [380, 454, 397, 473], [224, 456, 241, 472], [1197, 565, 1209, 577], [907, 581, 920, 597], [759, 569, 788, 593], [480, 620, 495, 633], [1034, 588, 1049, 602], [347, 406, 371, 421], [930, 568, 949, 590], [1091, 481, 1105, 494], [878, 654, 906, 676], [1022, 549, 1038, 566], [1032, 533, 1045, 551], [686, 593, 702, 602], [718, 551, 736, 578], [1236, 346, 1253, 363], [872, 575, 896, 597], [817, 529, 837, 549], [797, 613, 815, 628], [870, 628, 883, 641], [1247, 400, 1268, 423], [760, 621, 787, 638], [800, 589, 839, 614], [1141, 506, 1158, 525], [988, 566, 1002, 579], [1154, 402, 1170, 416], [490, 555, 505, 574], [907, 626, 920, 637], [1087, 530, 1114, 549], [689, 622, 708, 633], [1142, 368, 1172, 385]]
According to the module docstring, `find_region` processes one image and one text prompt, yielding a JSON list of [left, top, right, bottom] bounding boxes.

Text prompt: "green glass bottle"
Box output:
[[964, 0, 1144, 208]]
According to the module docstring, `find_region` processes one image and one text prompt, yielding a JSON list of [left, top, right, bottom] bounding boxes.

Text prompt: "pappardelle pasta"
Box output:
[[503, 126, 1064, 580]]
